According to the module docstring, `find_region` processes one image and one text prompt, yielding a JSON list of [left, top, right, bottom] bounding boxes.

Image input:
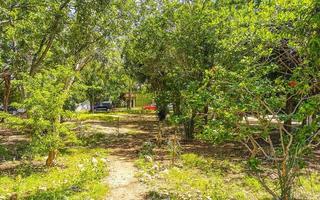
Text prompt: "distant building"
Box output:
[[75, 100, 90, 112], [119, 93, 153, 109], [123, 93, 136, 108]]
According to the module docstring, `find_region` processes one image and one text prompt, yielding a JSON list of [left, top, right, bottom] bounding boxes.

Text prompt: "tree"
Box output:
[[80, 43, 131, 112], [1, 67, 73, 166], [199, 1, 319, 199], [0, 0, 128, 106], [124, 0, 217, 138], [0, 0, 136, 165]]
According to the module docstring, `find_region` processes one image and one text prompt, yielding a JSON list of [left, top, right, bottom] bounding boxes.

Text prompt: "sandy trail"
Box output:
[[105, 155, 147, 200], [100, 114, 158, 200]]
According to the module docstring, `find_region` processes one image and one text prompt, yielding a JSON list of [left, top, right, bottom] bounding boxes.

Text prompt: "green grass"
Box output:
[[112, 108, 155, 115], [0, 144, 12, 161], [75, 110, 154, 122], [136, 153, 320, 200], [296, 172, 320, 199], [76, 112, 116, 122], [0, 148, 109, 200]]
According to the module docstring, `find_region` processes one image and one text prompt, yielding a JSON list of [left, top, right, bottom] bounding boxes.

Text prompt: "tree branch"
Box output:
[[29, 0, 71, 76]]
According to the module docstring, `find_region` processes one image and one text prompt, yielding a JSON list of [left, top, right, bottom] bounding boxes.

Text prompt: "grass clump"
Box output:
[[181, 153, 242, 174], [296, 172, 320, 199], [135, 158, 158, 178], [136, 153, 320, 200], [76, 112, 116, 122], [0, 148, 109, 200], [0, 145, 12, 161]]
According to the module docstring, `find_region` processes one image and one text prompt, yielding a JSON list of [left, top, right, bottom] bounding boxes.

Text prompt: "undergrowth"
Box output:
[[136, 153, 320, 200], [0, 148, 109, 200]]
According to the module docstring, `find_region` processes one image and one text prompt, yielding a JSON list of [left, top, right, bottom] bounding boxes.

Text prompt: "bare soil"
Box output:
[[105, 155, 147, 200]]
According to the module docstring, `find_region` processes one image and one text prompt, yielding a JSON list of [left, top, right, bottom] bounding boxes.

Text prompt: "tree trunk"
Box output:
[[2, 70, 11, 112], [184, 109, 196, 140], [89, 96, 95, 113], [284, 95, 295, 132], [9, 193, 17, 200], [128, 89, 132, 110], [46, 149, 58, 167], [173, 95, 181, 115], [203, 104, 209, 125], [279, 160, 292, 200], [157, 105, 167, 121]]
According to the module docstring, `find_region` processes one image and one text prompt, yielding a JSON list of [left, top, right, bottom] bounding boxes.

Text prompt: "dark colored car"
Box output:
[[0, 105, 25, 115], [94, 101, 112, 111]]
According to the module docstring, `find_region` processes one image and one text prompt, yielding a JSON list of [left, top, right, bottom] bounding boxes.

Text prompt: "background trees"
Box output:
[[196, 1, 319, 199], [0, 0, 133, 165], [0, 0, 318, 198], [124, 0, 319, 198], [124, 0, 218, 138]]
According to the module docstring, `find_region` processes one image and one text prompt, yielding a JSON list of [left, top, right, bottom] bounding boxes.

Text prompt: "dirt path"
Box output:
[[105, 155, 147, 200], [91, 114, 157, 200]]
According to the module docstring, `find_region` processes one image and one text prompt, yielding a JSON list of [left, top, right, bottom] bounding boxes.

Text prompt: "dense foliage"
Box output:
[[0, 0, 319, 199], [124, 0, 319, 199]]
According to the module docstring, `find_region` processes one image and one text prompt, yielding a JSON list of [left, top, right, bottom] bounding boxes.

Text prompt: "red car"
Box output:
[[143, 104, 157, 111]]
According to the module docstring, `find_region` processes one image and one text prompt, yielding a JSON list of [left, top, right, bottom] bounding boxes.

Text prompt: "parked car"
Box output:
[[143, 103, 157, 111], [94, 101, 112, 111], [167, 103, 173, 111], [0, 105, 25, 115]]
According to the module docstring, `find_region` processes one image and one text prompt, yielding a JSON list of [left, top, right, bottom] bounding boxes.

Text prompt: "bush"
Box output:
[[2, 67, 77, 164], [139, 141, 155, 158]]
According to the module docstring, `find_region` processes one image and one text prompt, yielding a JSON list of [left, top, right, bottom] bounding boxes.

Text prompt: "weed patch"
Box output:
[[0, 148, 109, 199], [136, 153, 320, 200]]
